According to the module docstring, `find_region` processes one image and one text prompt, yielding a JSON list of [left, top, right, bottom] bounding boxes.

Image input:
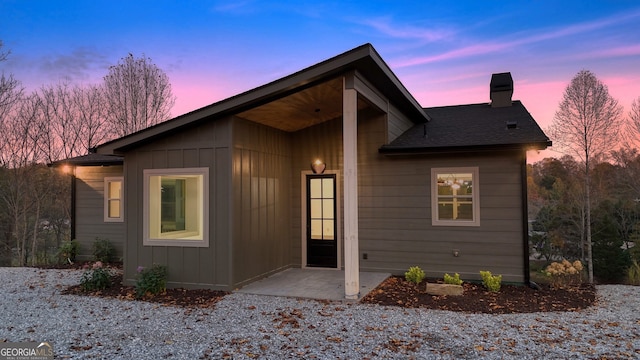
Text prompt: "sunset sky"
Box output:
[[2, 1, 639, 160]]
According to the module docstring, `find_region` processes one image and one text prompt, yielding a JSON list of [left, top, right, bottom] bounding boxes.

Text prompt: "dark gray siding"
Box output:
[[231, 117, 293, 287], [358, 144, 527, 283], [123, 118, 232, 290], [74, 165, 125, 261], [288, 103, 527, 283]]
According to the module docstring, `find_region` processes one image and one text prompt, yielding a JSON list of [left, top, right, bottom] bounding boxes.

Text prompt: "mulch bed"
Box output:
[[61, 271, 596, 314], [360, 276, 597, 314], [62, 273, 229, 309]]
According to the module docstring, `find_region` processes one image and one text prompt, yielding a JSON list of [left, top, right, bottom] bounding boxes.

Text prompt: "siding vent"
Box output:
[[490, 72, 513, 108]]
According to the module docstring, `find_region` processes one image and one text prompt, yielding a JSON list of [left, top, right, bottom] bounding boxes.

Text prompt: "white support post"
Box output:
[[343, 77, 360, 299]]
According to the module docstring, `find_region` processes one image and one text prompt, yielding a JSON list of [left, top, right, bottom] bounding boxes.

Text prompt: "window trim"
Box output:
[[431, 167, 480, 227], [104, 177, 124, 222], [143, 168, 209, 247]]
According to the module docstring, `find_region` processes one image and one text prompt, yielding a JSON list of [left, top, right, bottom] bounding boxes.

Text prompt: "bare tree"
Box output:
[[36, 83, 79, 162], [547, 69, 623, 283], [71, 84, 108, 152], [0, 93, 44, 265], [0, 42, 25, 166], [103, 53, 175, 137], [626, 97, 640, 146]]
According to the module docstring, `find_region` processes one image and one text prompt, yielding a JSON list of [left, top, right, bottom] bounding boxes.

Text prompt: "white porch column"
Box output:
[[343, 76, 360, 299]]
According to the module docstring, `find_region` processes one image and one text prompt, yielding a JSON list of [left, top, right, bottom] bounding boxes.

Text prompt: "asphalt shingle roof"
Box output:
[[380, 101, 551, 153]]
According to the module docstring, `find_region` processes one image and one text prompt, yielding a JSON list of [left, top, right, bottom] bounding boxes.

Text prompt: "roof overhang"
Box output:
[[48, 153, 124, 167], [97, 43, 429, 155]]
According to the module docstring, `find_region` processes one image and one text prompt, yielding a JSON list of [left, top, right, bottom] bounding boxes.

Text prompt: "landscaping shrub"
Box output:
[[58, 240, 79, 264], [404, 266, 426, 285], [443, 273, 463, 286], [80, 261, 112, 291], [93, 237, 115, 263], [135, 264, 168, 298], [627, 260, 640, 286], [544, 259, 583, 288], [480, 270, 502, 292]]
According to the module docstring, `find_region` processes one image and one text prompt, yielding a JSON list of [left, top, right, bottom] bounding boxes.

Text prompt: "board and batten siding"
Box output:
[[123, 118, 232, 290], [231, 117, 293, 287], [74, 165, 125, 261], [358, 150, 528, 283]]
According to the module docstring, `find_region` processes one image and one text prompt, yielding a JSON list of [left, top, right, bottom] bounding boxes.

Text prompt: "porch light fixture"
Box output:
[[311, 159, 326, 174]]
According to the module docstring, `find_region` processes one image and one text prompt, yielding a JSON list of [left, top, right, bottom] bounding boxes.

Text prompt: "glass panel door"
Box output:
[[306, 174, 337, 267]]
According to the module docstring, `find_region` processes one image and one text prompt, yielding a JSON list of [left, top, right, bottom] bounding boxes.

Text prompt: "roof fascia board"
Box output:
[[379, 141, 552, 155], [365, 46, 430, 122]]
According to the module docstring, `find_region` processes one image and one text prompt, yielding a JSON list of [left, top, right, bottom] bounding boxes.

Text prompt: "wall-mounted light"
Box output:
[[311, 159, 326, 174]]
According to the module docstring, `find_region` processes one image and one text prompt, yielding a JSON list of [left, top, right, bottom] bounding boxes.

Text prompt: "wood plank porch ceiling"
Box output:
[[237, 77, 370, 132]]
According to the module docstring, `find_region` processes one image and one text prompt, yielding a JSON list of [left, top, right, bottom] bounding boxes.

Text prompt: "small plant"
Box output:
[[544, 259, 583, 288], [405, 266, 426, 285], [80, 261, 112, 291], [135, 264, 168, 298], [480, 270, 502, 292], [443, 273, 463, 286], [58, 240, 79, 264], [93, 237, 115, 263], [626, 260, 640, 286]]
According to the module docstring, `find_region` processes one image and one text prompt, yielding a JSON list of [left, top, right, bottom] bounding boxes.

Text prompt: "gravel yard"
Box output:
[[1, 267, 639, 359]]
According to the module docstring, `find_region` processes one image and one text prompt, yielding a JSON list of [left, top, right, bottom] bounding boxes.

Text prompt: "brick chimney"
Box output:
[[490, 72, 513, 108]]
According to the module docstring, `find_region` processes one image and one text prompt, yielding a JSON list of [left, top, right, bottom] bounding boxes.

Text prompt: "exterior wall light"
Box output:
[[311, 159, 326, 174]]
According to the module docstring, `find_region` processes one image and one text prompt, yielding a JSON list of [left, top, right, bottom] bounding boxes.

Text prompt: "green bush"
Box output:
[[627, 260, 640, 286], [480, 270, 502, 292], [135, 264, 168, 298], [443, 273, 463, 286], [404, 266, 426, 284], [80, 262, 112, 291], [58, 240, 79, 264], [93, 237, 115, 263]]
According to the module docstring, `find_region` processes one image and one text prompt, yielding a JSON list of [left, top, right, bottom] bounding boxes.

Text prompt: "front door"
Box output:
[[306, 174, 337, 268]]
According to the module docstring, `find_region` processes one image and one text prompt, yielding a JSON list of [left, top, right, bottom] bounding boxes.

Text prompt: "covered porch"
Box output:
[[233, 50, 427, 298], [236, 268, 390, 301]]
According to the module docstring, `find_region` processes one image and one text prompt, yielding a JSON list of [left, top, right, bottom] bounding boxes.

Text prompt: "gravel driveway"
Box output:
[[1, 267, 639, 359]]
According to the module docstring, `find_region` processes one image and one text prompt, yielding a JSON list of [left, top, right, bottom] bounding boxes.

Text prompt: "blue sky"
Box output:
[[2, 0, 640, 159]]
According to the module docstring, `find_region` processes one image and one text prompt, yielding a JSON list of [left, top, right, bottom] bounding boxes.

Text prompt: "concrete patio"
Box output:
[[236, 268, 390, 301]]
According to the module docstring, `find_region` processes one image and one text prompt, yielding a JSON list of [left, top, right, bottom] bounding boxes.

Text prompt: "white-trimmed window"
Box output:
[[143, 168, 209, 247], [431, 167, 480, 226], [104, 177, 124, 222]]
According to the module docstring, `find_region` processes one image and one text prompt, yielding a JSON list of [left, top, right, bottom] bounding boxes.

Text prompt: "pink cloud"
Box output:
[[584, 44, 640, 59], [391, 9, 640, 69], [361, 18, 454, 42]]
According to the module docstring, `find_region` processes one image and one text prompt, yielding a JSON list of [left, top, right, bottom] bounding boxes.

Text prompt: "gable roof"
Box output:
[[379, 101, 552, 154], [97, 43, 429, 154]]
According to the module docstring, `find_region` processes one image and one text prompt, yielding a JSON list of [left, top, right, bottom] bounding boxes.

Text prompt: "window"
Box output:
[[104, 177, 123, 222], [143, 168, 209, 247], [431, 167, 480, 226]]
